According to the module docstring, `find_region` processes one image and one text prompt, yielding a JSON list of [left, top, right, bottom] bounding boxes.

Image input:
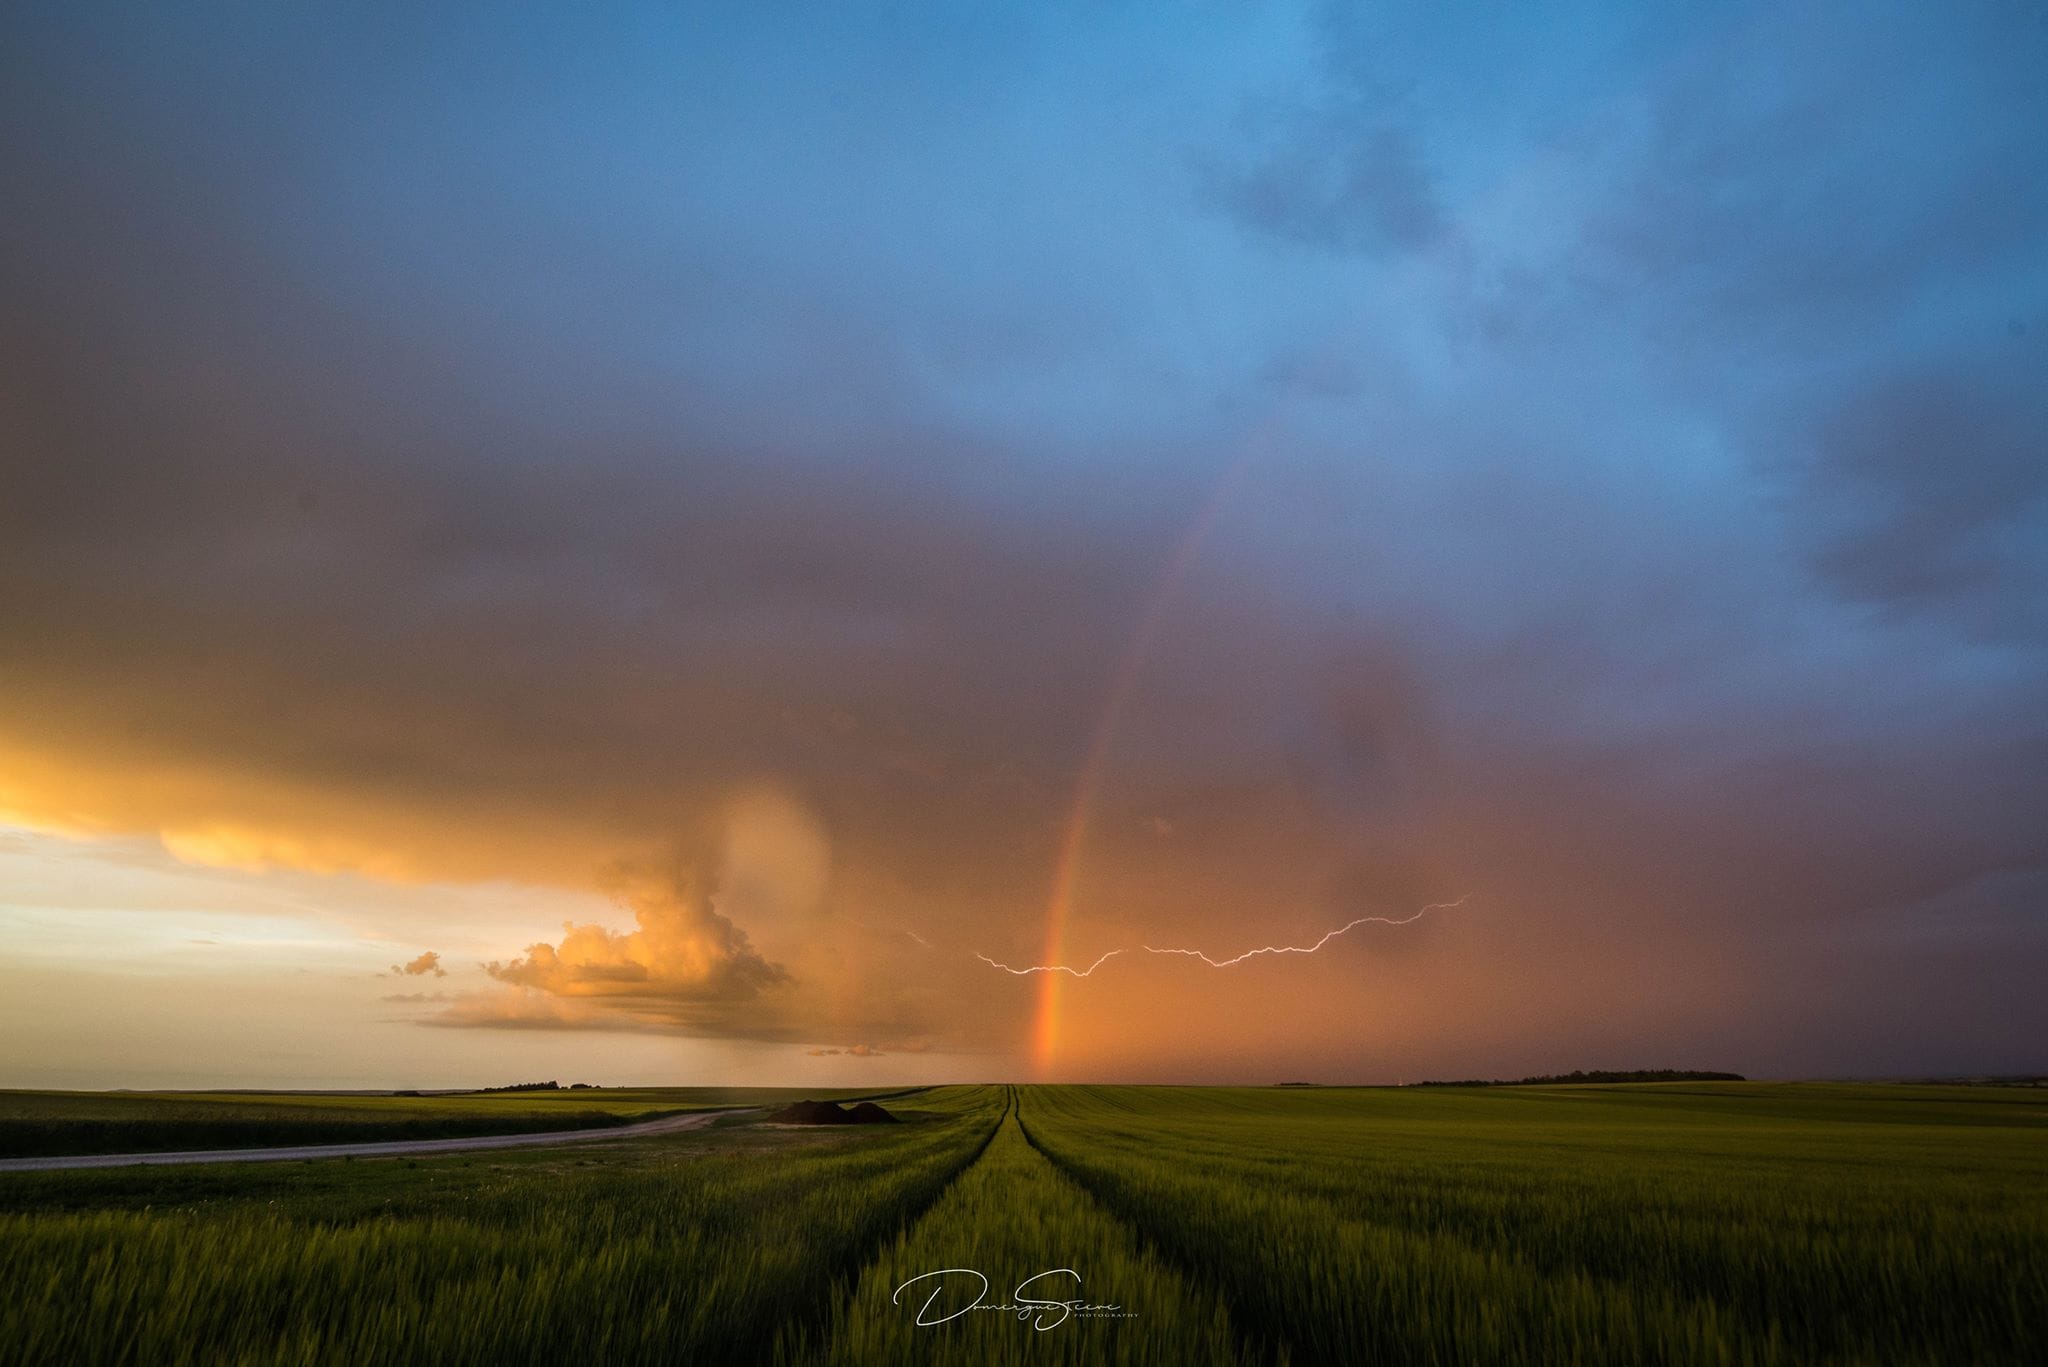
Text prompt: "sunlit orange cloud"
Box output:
[[0, 708, 1844, 1076], [484, 859, 786, 1004], [0, 717, 1038, 1053], [0, 738, 658, 887]]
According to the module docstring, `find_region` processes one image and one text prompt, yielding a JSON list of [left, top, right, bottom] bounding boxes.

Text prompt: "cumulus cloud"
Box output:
[[390, 951, 445, 978], [480, 858, 787, 1011], [418, 794, 994, 1045]]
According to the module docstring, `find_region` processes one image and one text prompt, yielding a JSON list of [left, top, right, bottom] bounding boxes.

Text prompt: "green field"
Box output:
[[0, 1087, 907, 1158], [2, 1083, 2042, 1363]]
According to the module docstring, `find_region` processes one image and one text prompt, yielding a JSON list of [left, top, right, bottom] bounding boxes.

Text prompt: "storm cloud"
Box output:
[[2, 2, 2043, 1079]]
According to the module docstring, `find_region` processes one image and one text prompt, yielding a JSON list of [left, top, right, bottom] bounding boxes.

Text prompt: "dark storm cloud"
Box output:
[[1199, 4, 1450, 256], [1588, 12, 2048, 345], [1799, 361, 2048, 634], [1205, 110, 1443, 256], [1527, 4, 2048, 652], [2, 2, 2044, 1073]]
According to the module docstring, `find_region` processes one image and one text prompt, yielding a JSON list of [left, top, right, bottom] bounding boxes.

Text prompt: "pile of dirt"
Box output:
[[765, 1099, 900, 1125], [844, 1101, 900, 1124]]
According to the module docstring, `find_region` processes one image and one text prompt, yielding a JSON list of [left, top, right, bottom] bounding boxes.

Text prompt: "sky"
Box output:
[[2, 1, 2045, 1088]]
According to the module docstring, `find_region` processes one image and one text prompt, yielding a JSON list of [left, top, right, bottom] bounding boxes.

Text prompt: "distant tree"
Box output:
[[1408, 1069, 1745, 1088], [476, 1080, 562, 1093]]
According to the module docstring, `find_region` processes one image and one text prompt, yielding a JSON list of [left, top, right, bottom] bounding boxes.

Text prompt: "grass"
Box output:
[[1019, 1083, 2048, 1365], [0, 1086, 915, 1157], [0, 1087, 1004, 1364], [1, 1081, 2042, 1363]]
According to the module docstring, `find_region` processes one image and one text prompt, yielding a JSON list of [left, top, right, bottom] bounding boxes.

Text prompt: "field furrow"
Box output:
[[778, 1086, 1256, 1366]]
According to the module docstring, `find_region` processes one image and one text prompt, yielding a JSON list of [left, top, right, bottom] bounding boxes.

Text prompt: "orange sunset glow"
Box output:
[[4, 0, 2044, 1095]]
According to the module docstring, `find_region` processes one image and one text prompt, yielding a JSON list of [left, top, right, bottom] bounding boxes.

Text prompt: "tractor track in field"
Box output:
[[747, 1084, 1015, 1365], [782, 1086, 1271, 1366], [1014, 1101, 1283, 1366]]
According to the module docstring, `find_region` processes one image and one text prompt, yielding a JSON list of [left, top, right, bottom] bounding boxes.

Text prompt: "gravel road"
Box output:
[[0, 1107, 757, 1173]]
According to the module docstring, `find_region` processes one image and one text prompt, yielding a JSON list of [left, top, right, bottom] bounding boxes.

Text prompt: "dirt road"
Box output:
[[0, 1106, 756, 1173]]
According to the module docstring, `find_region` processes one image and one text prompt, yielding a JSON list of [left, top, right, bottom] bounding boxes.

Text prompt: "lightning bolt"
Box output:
[[977, 897, 1469, 978], [1143, 896, 1469, 966], [975, 948, 1130, 977]]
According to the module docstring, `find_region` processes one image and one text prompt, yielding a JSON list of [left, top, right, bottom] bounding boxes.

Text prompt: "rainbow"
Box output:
[[1030, 450, 1257, 1075], [1023, 77, 1641, 1072]]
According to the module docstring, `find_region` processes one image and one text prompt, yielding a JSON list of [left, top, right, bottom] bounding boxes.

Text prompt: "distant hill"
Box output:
[[1408, 1069, 1745, 1087]]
